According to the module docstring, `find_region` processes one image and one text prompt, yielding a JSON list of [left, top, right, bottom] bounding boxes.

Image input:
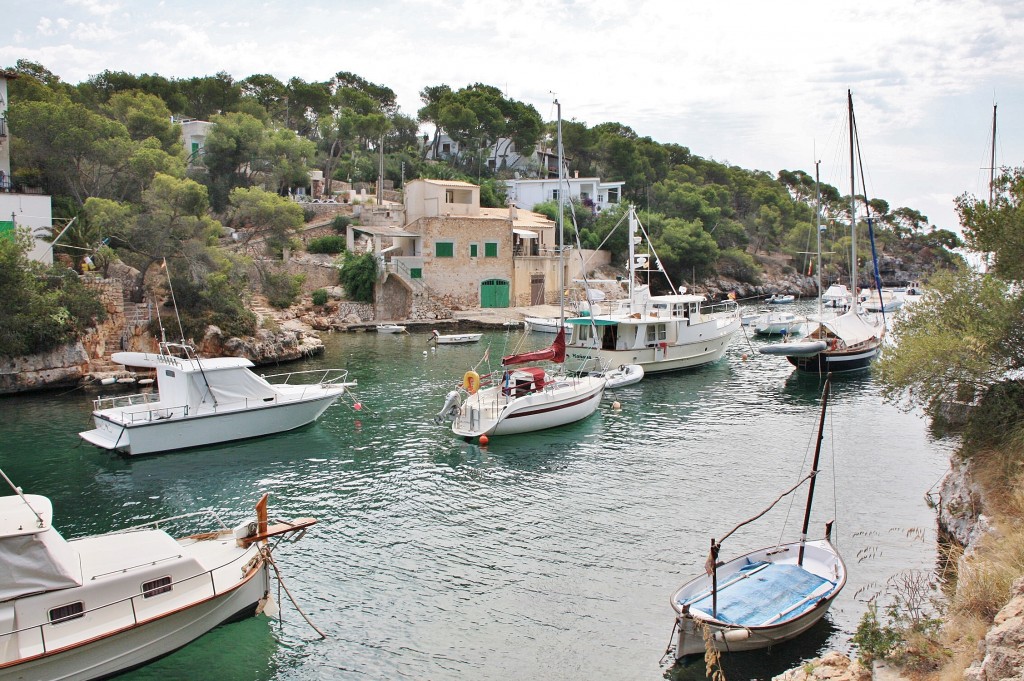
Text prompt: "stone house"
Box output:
[[372, 179, 608, 317]]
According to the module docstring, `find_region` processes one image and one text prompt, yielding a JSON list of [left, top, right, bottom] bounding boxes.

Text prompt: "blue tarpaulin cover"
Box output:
[[687, 562, 834, 626]]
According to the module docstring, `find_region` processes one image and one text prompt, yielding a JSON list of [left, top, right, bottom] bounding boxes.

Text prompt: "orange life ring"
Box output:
[[463, 370, 481, 394]]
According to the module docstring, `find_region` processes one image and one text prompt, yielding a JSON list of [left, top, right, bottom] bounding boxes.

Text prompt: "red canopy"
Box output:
[[501, 328, 566, 366]]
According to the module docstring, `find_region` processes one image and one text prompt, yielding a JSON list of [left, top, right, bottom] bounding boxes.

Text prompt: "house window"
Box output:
[[484, 242, 498, 258], [470, 243, 479, 258], [487, 159, 496, 169], [435, 242, 454, 257], [608, 188, 619, 203], [441, 142, 451, 154], [551, 189, 560, 201], [410, 268, 422, 279], [445, 189, 454, 203], [49, 602, 85, 624], [191, 142, 200, 155], [142, 576, 173, 598]]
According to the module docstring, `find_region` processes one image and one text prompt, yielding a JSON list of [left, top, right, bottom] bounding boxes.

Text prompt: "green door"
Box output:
[[480, 279, 510, 308]]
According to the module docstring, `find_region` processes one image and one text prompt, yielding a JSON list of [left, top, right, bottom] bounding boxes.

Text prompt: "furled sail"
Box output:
[[501, 328, 566, 366]]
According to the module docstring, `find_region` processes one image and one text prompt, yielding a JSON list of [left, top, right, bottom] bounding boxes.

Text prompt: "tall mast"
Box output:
[[848, 90, 857, 302], [990, 103, 997, 206], [556, 99, 565, 324], [815, 161, 822, 320], [627, 205, 637, 303]]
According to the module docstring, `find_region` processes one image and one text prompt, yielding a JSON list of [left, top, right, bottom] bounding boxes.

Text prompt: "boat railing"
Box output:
[[261, 368, 353, 388], [704, 300, 739, 317], [92, 392, 161, 411], [94, 509, 231, 536], [0, 547, 251, 659]]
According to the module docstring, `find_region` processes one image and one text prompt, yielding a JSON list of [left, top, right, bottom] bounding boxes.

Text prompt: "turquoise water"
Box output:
[[0, 311, 953, 680]]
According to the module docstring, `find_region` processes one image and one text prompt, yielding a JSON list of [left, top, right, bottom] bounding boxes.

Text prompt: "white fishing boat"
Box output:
[[753, 311, 805, 337], [669, 378, 846, 659], [565, 207, 740, 374], [860, 288, 904, 313], [78, 342, 355, 456], [428, 330, 482, 345], [758, 92, 884, 374], [433, 100, 606, 440], [376, 324, 407, 334], [0, 473, 315, 680]]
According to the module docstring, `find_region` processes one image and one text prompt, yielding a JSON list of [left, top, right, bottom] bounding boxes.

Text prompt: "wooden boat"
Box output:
[[79, 342, 354, 456], [376, 324, 407, 334], [0, 476, 315, 680], [669, 377, 846, 658], [428, 330, 482, 345]]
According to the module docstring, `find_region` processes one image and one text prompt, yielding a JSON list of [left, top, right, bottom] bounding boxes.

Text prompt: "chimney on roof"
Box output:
[[574, 170, 579, 179], [509, 203, 518, 220]]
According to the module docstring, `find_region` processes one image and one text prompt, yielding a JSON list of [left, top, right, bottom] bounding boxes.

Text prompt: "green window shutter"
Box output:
[[0, 221, 14, 241], [436, 242, 454, 257], [484, 242, 498, 257], [410, 268, 422, 279], [470, 243, 478, 257]]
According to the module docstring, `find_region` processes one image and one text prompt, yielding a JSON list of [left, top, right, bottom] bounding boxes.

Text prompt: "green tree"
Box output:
[[956, 168, 1024, 279], [102, 90, 183, 154], [228, 186, 304, 254]]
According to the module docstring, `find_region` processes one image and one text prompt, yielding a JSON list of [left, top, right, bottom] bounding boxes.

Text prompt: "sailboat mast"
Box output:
[[798, 375, 832, 566], [990, 103, 997, 206], [815, 161, 822, 320], [628, 205, 637, 304], [848, 90, 858, 302], [556, 99, 565, 324]]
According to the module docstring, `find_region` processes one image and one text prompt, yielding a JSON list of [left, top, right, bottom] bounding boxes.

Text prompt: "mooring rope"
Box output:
[[263, 548, 327, 639]]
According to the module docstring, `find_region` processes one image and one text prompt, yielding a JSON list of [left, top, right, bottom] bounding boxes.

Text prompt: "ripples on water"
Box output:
[[0, 310, 954, 680]]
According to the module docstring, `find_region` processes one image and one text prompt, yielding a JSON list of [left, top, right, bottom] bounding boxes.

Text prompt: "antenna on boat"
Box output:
[[163, 257, 187, 344]]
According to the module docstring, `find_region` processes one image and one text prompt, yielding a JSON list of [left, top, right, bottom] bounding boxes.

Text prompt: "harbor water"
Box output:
[[0, 309, 954, 680]]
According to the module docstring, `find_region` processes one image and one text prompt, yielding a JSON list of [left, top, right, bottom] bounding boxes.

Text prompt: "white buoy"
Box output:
[[612, 401, 621, 410]]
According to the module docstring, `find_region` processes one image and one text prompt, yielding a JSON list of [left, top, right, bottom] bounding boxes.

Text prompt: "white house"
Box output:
[[177, 118, 215, 166], [505, 176, 625, 214], [0, 69, 53, 264]]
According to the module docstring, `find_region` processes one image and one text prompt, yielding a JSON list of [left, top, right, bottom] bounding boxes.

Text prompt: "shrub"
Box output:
[[311, 288, 329, 306], [302, 206, 316, 223], [262, 271, 306, 309], [307, 235, 346, 254], [717, 248, 761, 284], [338, 251, 377, 303], [331, 215, 352, 233]]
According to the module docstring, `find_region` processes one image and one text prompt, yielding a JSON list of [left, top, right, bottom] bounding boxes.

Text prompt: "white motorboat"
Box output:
[[740, 308, 770, 327], [565, 207, 740, 374], [428, 330, 482, 345], [669, 378, 846, 659], [434, 100, 606, 441], [0, 476, 315, 680], [753, 311, 805, 336], [79, 342, 355, 456], [597, 363, 644, 388], [766, 294, 795, 304], [376, 324, 407, 334], [860, 289, 905, 312], [523, 316, 574, 340], [821, 283, 852, 309]]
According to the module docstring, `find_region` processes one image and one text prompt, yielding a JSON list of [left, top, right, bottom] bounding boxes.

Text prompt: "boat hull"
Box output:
[[566, 320, 739, 375], [787, 343, 880, 374], [671, 539, 846, 659], [81, 392, 341, 455], [433, 334, 482, 345], [1, 562, 268, 681], [452, 378, 605, 438]]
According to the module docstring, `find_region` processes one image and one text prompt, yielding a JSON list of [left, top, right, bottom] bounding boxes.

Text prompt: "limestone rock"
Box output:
[[773, 652, 870, 681], [970, 576, 1024, 681], [0, 342, 89, 394]]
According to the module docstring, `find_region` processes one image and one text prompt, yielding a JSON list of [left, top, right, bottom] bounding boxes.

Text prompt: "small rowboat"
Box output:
[[594, 363, 644, 388], [428, 330, 482, 345], [376, 324, 407, 334]]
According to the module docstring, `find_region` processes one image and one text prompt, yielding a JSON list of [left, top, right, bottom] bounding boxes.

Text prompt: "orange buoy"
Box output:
[[479, 434, 489, 446], [741, 353, 748, 361], [353, 402, 362, 411]]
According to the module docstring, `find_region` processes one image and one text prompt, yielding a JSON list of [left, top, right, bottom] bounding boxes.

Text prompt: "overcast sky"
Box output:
[[4, 0, 1023, 235]]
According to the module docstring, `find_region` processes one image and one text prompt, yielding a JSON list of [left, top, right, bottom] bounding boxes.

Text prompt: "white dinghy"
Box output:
[[0, 473, 315, 680], [428, 330, 482, 345], [79, 342, 355, 456], [668, 377, 846, 659]]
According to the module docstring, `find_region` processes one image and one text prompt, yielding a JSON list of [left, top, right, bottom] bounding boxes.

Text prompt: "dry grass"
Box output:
[[931, 422, 1024, 679]]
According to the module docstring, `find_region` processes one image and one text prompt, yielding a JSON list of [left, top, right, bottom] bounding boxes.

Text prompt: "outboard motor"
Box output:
[[434, 390, 462, 424]]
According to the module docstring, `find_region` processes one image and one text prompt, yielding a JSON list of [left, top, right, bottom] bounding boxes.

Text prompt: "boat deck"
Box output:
[[683, 561, 836, 626]]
